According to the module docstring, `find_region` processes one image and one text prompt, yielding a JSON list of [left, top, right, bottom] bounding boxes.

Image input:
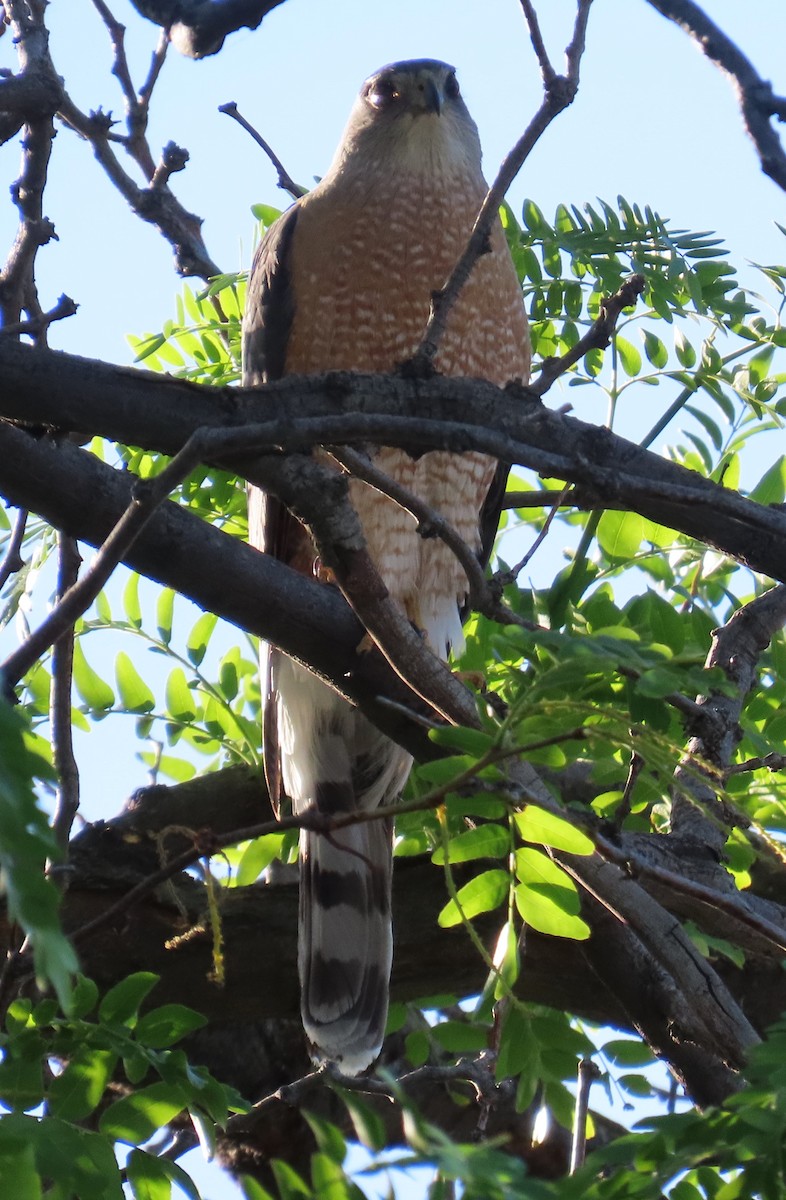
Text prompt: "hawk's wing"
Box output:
[[243, 203, 306, 816]]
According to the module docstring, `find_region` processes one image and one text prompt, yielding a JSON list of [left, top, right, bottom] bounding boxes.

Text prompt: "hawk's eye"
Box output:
[[445, 72, 460, 100], [366, 78, 400, 109]]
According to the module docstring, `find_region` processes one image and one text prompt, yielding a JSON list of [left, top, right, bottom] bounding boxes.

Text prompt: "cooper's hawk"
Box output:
[[243, 59, 530, 1073]]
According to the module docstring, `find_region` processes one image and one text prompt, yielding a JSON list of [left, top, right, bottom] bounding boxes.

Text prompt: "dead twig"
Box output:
[[0, 292, 77, 337], [414, 0, 594, 364], [531, 275, 646, 396], [219, 101, 306, 201]]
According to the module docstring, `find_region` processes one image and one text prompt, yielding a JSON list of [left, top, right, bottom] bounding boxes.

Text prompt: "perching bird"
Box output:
[[243, 59, 530, 1073]]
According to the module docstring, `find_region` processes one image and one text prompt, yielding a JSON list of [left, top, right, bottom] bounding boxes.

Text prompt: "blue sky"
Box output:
[[1, 2, 785, 1197]]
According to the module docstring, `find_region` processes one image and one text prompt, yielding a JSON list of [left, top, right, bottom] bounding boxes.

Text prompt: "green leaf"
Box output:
[[165, 668, 197, 722], [515, 806, 594, 855], [0, 1043, 44, 1109], [437, 869, 509, 928], [339, 1092, 387, 1153], [514, 849, 590, 938], [236, 835, 286, 885], [428, 725, 495, 756], [302, 1112, 346, 1165], [432, 1020, 489, 1053], [597, 509, 649, 559], [675, 328, 697, 367], [98, 972, 159, 1028], [0, 698, 76, 1008], [127, 1151, 202, 1200], [0, 1136, 42, 1200], [157, 588, 175, 644], [0, 1114, 124, 1200], [100, 1082, 188, 1144], [70, 975, 100, 1019], [750, 455, 786, 505], [603, 1038, 656, 1067], [186, 612, 218, 666], [48, 1048, 117, 1120], [241, 1178, 276, 1200], [642, 330, 668, 368], [115, 652, 155, 714], [123, 573, 143, 628], [72, 638, 115, 711], [270, 1159, 311, 1199], [431, 823, 509, 865], [135, 1004, 207, 1049], [615, 335, 642, 376]]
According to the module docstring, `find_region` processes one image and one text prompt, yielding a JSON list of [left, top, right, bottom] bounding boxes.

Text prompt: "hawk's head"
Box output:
[[331, 59, 483, 176]]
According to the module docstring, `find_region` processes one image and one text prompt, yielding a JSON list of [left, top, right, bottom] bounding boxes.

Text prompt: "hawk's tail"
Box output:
[[273, 657, 411, 1073], [299, 811, 394, 1074]]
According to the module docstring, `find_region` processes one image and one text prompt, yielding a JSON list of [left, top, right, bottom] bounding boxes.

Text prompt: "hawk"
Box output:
[[242, 59, 530, 1073]]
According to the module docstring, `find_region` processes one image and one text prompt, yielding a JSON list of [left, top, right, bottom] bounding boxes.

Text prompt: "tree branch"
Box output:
[[129, 0, 288, 59], [415, 0, 594, 364], [1, 341, 784, 585], [219, 101, 305, 201], [646, 0, 786, 193], [0, 0, 59, 332], [0, 421, 444, 761], [671, 585, 786, 844]]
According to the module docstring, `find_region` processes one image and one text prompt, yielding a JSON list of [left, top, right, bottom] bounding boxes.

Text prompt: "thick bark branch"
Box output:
[[129, 0, 288, 58], [0, 423, 441, 759], [1, 341, 785, 585]]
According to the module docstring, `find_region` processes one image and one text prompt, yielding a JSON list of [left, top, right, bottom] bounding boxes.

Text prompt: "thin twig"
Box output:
[[219, 101, 305, 200], [0, 506, 27, 590], [50, 534, 81, 851], [0, 0, 59, 333], [645, 0, 786, 193], [493, 485, 570, 584], [726, 752, 786, 778], [138, 28, 169, 109], [0, 293, 78, 336], [570, 1058, 601, 1173], [90, 0, 157, 177], [1, 433, 211, 688], [519, 0, 557, 84], [414, 0, 594, 364], [326, 444, 491, 609], [614, 748, 645, 828], [531, 275, 646, 396]]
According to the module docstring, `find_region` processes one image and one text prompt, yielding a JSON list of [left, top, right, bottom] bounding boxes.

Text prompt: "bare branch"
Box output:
[[90, 0, 160, 177], [646, 0, 786, 193], [0, 0, 59, 332], [531, 274, 646, 396], [129, 0, 287, 59], [1, 429, 222, 689], [57, 93, 220, 279], [50, 534, 81, 851], [327, 444, 508, 620], [671, 585, 786, 844], [414, 0, 594, 365], [150, 139, 189, 189], [219, 101, 305, 200], [1, 341, 785, 585], [0, 506, 27, 590], [570, 1058, 601, 1173], [727, 752, 786, 778], [0, 292, 78, 336]]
